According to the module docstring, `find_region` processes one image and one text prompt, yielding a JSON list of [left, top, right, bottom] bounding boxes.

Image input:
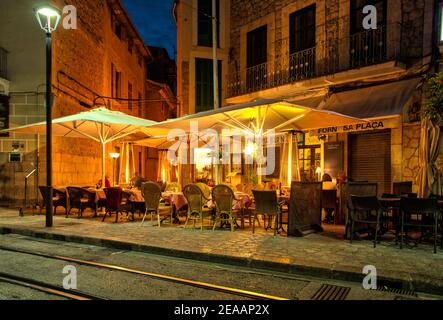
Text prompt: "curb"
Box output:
[[1, 225, 442, 296]]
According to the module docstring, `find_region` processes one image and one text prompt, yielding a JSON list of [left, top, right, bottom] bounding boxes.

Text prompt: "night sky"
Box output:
[[122, 0, 176, 59]]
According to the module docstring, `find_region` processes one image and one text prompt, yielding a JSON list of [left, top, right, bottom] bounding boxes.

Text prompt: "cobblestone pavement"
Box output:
[[0, 208, 442, 294]]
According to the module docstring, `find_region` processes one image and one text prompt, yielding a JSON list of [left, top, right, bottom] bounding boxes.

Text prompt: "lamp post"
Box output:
[[34, 4, 61, 227], [110, 153, 121, 186]]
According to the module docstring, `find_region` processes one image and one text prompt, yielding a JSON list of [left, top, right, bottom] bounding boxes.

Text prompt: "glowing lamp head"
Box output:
[[34, 4, 61, 33], [110, 153, 120, 159]]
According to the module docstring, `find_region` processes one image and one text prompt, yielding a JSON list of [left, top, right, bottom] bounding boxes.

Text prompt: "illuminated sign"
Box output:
[[310, 118, 400, 136]]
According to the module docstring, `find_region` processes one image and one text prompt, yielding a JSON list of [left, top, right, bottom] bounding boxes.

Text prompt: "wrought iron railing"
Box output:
[[228, 24, 401, 98], [0, 47, 7, 80], [350, 26, 388, 68]]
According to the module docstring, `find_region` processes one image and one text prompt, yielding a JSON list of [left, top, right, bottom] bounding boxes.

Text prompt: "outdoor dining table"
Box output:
[[161, 191, 252, 211], [162, 192, 188, 212], [86, 188, 106, 201], [126, 189, 144, 202]]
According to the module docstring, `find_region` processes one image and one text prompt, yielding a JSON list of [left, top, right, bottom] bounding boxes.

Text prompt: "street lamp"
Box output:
[[110, 153, 121, 186], [34, 3, 61, 228]]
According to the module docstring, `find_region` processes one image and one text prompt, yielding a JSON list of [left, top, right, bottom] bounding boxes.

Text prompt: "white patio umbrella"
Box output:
[[418, 118, 441, 197], [140, 99, 364, 137], [2, 107, 157, 185], [138, 99, 365, 184]]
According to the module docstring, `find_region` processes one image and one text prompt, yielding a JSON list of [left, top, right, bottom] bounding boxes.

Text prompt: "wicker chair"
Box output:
[[349, 195, 383, 248], [400, 198, 441, 254], [66, 187, 97, 218], [195, 183, 211, 199], [212, 185, 240, 232], [165, 182, 182, 193], [252, 190, 281, 237], [38, 186, 67, 216], [141, 182, 172, 227], [183, 184, 213, 230]]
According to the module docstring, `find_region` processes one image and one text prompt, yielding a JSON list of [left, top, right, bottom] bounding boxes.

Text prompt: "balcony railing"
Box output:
[[0, 47, 7, 79], [228, 24, 401, 98]]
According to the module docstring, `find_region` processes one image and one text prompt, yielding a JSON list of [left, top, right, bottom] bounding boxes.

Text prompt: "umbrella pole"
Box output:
[[102, 142, 106, 189], [101, 123, 106, 188], [288, 133, 293, 186]]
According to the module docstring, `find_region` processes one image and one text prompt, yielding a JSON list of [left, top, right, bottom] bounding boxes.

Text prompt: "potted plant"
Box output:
[[422, 72, 443, 122]]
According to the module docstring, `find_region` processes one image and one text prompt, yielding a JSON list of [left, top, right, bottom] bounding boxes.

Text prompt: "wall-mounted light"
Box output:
[[110, 152, 120, 159]]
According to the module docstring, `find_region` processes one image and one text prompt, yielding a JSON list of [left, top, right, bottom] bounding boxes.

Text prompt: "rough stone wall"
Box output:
[[229, 0, 427, 74], [402, 123, 421, 192], [400, 0, 426, 63], [48, 0, 108, 190], [0, 0, 150, 204], [53, 0, 106, 113], [180, 61, 190, 115], [0, 92, 44, 203]]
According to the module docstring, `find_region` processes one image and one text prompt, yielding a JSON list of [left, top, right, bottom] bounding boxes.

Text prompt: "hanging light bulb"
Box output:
[[244, 142, 257, 156]]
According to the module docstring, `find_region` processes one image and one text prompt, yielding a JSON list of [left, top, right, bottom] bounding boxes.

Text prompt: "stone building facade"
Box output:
[[0, 0, 171, 204], [176, 0, 443, 194], [174, 0, 231, 116]]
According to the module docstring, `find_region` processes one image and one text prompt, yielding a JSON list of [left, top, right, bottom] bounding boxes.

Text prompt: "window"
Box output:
[[197, 0, 220, 47], [195, 58, 222, 113], [128, 38, 133, 54], [128, 82, 133, 111], [111, 12, 124, 39], [297, 145, 321, 182], [111, 64, 122, 99], [350, 0, 387, 34], [350, 0, 387, 67], [289, 5, 316, 80], [290, 5, 316, 54], [246, 25, 267, 91], [247, 25, 267, 68]]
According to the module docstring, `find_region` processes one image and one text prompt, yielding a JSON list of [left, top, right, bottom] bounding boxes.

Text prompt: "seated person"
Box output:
[[97, 176, 111, 189], [131, 172, 143, 189], [337, 171, 347, 184], [322, 172, 335, 224]]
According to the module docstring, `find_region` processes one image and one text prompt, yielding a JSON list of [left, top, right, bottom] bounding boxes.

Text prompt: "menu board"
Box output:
[[0, 94, 9, 137]]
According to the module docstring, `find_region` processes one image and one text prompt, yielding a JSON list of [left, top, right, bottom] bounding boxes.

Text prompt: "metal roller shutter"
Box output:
[[349, 130, 391, 195]]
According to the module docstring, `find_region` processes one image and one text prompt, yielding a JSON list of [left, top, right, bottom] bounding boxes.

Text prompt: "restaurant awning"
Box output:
[[1, 107, 157, 184], [318, 78, 422, 119]]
